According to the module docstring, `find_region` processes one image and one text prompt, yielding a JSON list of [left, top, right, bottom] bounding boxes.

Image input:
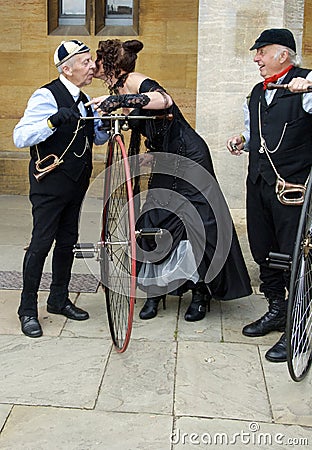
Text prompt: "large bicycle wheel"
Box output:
[[286, 169, 312, 381], [100, 134, 136, 352]]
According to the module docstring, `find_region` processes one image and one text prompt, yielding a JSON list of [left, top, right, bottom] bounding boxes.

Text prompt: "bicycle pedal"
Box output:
[[74, 243, 95, 249], [74, 251, 95, 259], [138, 228, 163, 238], [267, 252, 292, 270], [73, 243, 95, 259]]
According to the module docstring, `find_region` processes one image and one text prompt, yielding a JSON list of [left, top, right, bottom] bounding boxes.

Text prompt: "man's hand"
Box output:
[[49, 107, 80, 128], [226, 135, 245, 156], [287, 77, 312, 93]]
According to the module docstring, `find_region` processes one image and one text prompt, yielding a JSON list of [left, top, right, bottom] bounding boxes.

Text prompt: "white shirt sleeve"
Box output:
[[302, 71, 312, 114], [13, 88, 58, 148], [242, 98, 250, 151]]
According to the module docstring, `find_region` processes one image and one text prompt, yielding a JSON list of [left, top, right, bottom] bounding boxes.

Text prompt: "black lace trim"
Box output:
[[99, 94, 150, 114], [110, 73, 129, 95]]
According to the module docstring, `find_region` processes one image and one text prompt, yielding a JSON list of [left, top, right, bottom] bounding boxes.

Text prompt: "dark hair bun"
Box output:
[[123, 40, 144, 54]]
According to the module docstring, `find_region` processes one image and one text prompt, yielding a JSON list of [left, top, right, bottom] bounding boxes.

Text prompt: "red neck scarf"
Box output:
[[263, 64, 293, 90]]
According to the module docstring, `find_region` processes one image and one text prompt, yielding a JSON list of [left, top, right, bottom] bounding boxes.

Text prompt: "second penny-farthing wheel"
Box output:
[[286, 168, 312, 381]]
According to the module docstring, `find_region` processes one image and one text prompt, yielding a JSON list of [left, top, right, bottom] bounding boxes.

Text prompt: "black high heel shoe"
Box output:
[[184, 290, 211, 322], [139, 295, 166, 320]]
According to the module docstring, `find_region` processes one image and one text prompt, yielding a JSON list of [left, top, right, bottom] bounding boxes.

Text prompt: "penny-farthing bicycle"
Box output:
[[266, 82, 312, 381], [285, 167, 312, 381], [75, 114, 170, 352], [267, 169, 312, 381]]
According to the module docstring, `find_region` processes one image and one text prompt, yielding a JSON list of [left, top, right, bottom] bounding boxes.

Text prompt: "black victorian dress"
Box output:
[[130, 78, 252, 300]]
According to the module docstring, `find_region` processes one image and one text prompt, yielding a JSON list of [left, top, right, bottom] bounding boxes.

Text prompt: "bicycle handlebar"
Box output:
[[267, 82, 312, 92], [80, 113, 174, 121]]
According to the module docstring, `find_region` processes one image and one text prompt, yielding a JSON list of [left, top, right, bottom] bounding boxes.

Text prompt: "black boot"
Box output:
[[184, 290, 211, 322], [265, 333, 287, 362], [139, 296, 166, 320], [242, 296, 287, 337]]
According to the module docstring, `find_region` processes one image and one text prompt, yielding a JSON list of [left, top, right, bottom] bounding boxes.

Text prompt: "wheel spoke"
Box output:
[[287, 170, 312, 381]]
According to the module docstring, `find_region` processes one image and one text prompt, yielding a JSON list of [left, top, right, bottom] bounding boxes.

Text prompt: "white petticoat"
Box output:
[[137, 240, 199, 287]]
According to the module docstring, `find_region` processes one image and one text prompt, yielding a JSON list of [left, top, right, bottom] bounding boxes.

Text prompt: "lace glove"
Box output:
[[99, 94, 150, 114], [49, 107, 80, 128]]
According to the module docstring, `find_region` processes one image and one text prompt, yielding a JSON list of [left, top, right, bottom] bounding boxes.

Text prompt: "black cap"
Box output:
[[249, 28, 296, 52]]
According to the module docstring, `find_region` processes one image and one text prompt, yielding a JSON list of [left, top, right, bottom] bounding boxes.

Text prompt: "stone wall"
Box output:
[[0, 0, 198, 194]]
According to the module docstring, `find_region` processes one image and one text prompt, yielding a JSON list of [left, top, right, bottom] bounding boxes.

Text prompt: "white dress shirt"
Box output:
[[13, 74, 108, 148], [242, 70, 312, 149]]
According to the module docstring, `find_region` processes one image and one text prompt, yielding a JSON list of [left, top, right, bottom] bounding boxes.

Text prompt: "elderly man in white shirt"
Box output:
[[13, 39, 108, 338]]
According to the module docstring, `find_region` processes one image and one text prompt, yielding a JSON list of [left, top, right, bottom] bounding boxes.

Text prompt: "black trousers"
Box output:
[[246, 175, 302, 300], [18, 169, 90, 317]]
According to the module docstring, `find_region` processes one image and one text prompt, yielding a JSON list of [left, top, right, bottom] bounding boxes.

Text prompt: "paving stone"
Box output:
[[260, 346, 312, 427], [175, 341, 272, 422], [0, 335, 111, 409], [0, 406, 173, 450], [96, 340, 176, 414]]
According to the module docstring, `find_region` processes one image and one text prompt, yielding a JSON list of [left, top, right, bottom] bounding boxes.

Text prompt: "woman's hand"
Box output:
[[84, 96, 109, 111]]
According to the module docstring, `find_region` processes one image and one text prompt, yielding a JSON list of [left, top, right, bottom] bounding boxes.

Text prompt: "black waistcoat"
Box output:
[[30, 78, 94, 182], [248, 67, 312, 185]]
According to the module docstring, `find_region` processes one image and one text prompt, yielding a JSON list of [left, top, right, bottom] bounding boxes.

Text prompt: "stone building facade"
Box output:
[[0, 0, 311, 216]]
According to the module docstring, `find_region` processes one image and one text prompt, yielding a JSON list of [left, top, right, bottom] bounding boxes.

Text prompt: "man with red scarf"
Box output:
[[227, 29, 312, 362]]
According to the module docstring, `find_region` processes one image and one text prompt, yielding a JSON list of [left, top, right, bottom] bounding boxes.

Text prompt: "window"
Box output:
[[105, 1, 133, 26], [48, 0, 139, 36], [59, 0, 86, 26], [48, 0, 90, 35], [96, 0, 139, 35]]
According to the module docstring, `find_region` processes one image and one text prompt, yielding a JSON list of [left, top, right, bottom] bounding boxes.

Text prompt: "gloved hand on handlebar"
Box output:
[[49, 107, 80, 128], [99, 94, 150, 114]]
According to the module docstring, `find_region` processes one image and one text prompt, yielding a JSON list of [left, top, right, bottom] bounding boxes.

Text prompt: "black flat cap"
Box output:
[[250, 28, 296, 52]]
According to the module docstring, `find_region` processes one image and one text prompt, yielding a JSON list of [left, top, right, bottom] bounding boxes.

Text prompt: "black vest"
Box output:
[[30, 79, 94, 182], [248, 67, 312, 185]]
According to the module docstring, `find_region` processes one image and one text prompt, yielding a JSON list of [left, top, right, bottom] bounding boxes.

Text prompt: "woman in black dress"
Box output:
[[88, 39, 252, 322]]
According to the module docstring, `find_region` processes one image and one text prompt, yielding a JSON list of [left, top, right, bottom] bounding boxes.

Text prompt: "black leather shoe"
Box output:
[[242, 316, 286, 337], [265, 333, 287, 362], [47, 302, 89, 321], [242, 297, 287, 337], [20, 316, 42, 338], [139, 296, 166, 320]]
